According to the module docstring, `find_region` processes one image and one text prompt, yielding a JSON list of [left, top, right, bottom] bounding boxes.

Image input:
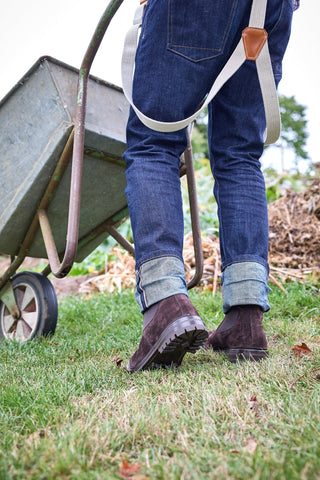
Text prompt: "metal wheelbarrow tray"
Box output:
[[0, 0, 203, 343], [0, 56, 129, 261]]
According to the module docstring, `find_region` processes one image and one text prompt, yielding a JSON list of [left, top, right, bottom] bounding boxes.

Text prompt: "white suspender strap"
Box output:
[[121, 0, 280, 145], [249, 0, 267, 27]]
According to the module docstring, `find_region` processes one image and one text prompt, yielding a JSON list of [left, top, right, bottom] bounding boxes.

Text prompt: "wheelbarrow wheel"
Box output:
[[0, 272, 58, 342]]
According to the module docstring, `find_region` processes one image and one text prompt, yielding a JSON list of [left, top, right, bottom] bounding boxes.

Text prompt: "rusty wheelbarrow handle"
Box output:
[[183, 128, 204, 289], [38, 0, 125, 278]]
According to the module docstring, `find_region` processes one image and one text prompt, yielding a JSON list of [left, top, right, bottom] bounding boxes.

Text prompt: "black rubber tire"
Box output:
[[0, 272, 58, 342]]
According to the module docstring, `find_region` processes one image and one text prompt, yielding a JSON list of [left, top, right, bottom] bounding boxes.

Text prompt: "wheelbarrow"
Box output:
[[0, 0, 204, 342]]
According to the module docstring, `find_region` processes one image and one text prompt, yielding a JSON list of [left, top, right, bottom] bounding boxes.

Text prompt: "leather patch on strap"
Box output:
[[242, 27, 268, 61], [140, 0, 147, 4]]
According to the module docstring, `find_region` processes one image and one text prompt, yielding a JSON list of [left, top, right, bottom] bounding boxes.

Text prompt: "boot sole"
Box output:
[[127, 315, 208, 372], [220, 348, 269, 363]]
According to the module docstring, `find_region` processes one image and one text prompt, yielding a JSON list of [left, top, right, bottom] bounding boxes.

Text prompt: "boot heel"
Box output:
[[225, 348, 269, 363]]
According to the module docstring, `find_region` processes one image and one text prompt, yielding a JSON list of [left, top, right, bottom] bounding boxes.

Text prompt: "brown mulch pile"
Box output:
[[268, 179, 320, 273], [79, 248, 136, 295]]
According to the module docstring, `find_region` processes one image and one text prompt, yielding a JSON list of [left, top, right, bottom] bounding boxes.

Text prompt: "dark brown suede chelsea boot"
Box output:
[[127, 294, 208, 372], [204, 305, 268, 362]]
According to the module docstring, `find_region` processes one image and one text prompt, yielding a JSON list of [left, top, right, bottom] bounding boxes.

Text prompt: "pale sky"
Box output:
[[0, 0, 319, 170]]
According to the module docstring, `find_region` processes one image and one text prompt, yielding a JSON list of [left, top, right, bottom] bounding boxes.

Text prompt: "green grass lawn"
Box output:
[[0, 281, 320, 479]]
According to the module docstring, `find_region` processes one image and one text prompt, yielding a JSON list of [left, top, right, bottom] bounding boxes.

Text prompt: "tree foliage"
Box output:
[[277, 94, 309, 161]]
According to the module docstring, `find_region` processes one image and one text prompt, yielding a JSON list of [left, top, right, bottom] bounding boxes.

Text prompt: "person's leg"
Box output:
[[125, 114, 209, 372], [124, 0, 250, 371], [209, 60, 271, 314], [205, 0, 294, 361], [124, 110, 188, 313]]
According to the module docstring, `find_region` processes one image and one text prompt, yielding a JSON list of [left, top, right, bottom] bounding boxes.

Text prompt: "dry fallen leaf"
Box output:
[[41, 336, 58, 345], [243, 438, 258, 455], [111, 356, 123, 368], [248, 394, 257, 408], [119, 458, 142, 479], [292, 342, 313, 358], [290, 367, 320, 389], [127, 476, 150, 480]]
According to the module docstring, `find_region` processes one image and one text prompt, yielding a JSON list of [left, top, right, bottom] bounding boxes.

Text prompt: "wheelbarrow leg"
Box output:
[[0, 282, 20, 319]]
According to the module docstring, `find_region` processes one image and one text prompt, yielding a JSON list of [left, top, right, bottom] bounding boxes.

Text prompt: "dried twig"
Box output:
[[268, 273, 288, 295], [290, 367, 320, 389], [213, 254, 219, 296], [41, 336, 58, 345]]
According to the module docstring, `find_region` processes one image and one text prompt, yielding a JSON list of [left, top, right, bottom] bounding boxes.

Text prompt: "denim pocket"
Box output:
[[167, 0, 238, 62]]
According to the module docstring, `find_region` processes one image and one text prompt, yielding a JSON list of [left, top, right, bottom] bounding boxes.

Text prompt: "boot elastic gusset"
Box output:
[[205, 305, 268, 362]]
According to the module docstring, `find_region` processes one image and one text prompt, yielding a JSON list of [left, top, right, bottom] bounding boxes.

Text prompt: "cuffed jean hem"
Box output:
[[135, 256, 188, 313], [221, 261, 271, 314]]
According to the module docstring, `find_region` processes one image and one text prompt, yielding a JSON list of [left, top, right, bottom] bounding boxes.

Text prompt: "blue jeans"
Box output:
[[123, 0, 293, 313]]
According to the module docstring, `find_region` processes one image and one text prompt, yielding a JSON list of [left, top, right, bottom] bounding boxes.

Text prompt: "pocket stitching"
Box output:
[[167, 0, 238, 62]]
